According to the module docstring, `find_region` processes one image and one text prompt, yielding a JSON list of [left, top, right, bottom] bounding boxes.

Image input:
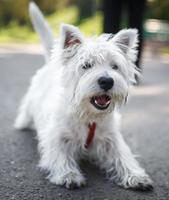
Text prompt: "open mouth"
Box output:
[[90, 94, 111, 110]]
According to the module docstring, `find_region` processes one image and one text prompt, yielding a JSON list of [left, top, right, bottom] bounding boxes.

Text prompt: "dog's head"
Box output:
[[52, 24, 139, 118]]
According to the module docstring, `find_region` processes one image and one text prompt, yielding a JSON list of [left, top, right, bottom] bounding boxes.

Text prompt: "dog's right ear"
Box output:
[[60, 24, 83, 49]]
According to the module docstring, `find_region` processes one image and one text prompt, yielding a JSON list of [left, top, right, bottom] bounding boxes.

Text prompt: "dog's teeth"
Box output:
[[94, 99, 98, 105], [93, 95, 111, 109], [105, 100, 111, 105]]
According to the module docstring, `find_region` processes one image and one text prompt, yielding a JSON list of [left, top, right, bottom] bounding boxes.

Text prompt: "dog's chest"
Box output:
[[72, 120, 110, 150]]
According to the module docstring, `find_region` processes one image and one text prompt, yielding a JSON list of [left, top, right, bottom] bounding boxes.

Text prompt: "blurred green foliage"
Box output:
[[76, 0, 95, 23], [0, 0, 169, 26], [0, 6, 102, 43], [0, 0, 169, 43], [147, 0, 169, 21], [0, 6, 77, 43], [0, 0, 29, 26], [0, 0, 72, 26]]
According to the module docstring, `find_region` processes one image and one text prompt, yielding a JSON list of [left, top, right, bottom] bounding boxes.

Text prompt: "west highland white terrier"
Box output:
[[14, 2, 153, 190]]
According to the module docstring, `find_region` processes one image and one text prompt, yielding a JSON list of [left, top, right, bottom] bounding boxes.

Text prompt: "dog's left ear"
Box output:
[[60, 24, 83, 49], [111, 29, 138, 54], [111, 29, 139, 84]]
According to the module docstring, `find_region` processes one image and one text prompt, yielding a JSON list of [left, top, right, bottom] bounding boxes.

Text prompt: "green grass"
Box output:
[[0, 21, 37, 43], [0, 6, 102, 43]]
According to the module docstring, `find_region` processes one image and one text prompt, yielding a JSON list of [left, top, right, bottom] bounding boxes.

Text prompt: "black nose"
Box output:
[[98, 76, 114, 91]]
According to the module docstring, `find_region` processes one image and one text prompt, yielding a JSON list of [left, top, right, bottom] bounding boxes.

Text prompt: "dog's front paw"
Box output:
[[123, 175, 153, 191], [49, 172, 86, 189]]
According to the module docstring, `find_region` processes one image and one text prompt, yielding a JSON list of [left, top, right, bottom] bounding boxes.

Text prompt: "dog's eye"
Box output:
[[112, 65, 118, 70], [82, 62, 92, 70]]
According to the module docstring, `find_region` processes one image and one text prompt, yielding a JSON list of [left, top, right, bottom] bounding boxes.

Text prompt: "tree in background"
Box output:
[[0, 0, 29, 25], [0, 0, 71, 26], [35, 0, 71, 14], [76, 0, 95, 22], [0, 0, 168, 27], [147, 0, 169, 21]]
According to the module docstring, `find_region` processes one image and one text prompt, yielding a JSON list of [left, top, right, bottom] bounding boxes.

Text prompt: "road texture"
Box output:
[[0, 45, 169, 200]]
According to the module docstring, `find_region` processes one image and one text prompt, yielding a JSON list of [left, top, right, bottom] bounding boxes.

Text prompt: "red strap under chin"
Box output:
[[85, 122, 96, 149]]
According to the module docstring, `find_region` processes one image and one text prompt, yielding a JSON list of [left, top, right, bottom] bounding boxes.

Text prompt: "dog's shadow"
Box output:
[[14, 128, 109, 181], [13, 129, 153, 200]]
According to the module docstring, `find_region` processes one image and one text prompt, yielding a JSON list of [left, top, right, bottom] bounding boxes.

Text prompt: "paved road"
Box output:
[[0, 47, 169, 200]]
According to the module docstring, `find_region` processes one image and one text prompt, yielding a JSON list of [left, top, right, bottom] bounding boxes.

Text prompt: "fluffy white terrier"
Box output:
[[15, 2, 153, 190]]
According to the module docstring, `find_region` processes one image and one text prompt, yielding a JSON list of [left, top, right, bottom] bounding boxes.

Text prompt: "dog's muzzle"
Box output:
[[90, 94, 111, 110]]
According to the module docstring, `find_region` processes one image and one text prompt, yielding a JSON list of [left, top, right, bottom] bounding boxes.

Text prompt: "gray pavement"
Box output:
[[0, 47, 169, 200]]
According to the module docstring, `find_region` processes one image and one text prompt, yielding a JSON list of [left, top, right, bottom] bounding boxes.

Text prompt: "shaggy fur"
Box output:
[[14, 2, 153, 190]]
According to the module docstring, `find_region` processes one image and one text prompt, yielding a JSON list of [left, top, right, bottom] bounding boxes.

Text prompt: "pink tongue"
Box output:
[[95, 96, 108, 105]]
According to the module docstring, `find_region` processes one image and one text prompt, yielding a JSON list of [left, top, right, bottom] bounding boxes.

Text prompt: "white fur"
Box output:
[[15, 3, 153, 190], [29, 2, 54, 62]]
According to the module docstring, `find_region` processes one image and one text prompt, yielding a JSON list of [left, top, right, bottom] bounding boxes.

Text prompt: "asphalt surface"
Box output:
[[0, 47, 169, 200]]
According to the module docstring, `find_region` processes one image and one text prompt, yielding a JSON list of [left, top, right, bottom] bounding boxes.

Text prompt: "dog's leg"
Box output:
[[14, 94, 33, 130], [38, 130, 86, 189], [97, 132, 153, 190]]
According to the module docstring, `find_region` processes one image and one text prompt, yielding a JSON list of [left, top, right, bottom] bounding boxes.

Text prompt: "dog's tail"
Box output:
[[29, 2, 54, 62]]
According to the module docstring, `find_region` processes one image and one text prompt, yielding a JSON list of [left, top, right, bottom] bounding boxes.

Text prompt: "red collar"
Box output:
[[85, 122, 96, 149]]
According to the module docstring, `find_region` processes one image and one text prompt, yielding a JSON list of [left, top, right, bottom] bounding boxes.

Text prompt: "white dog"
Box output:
[[15, 2, 153, 190]]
